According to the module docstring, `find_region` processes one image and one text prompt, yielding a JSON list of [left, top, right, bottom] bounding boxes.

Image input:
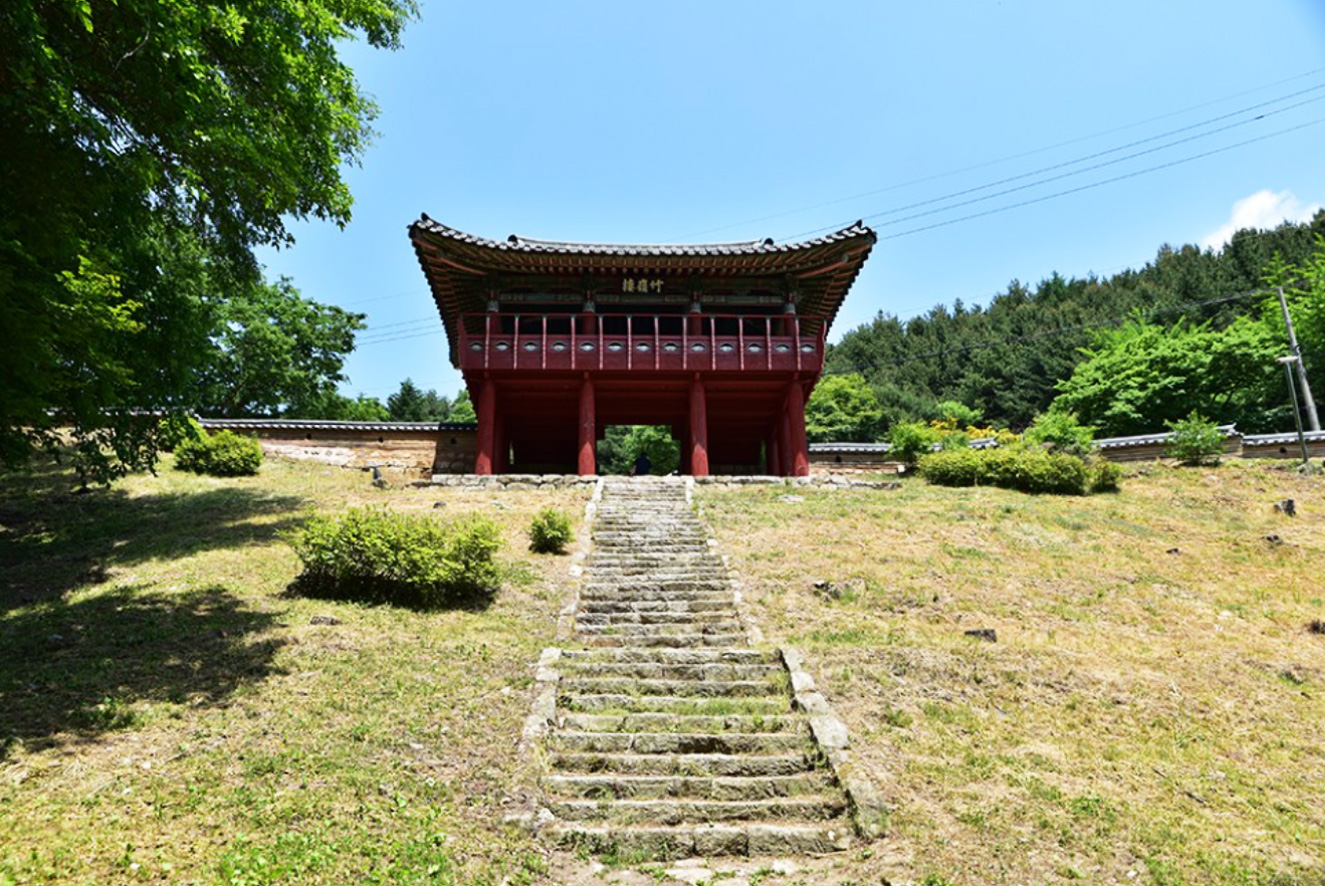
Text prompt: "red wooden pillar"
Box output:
[[777, 409, 792, 476], [689, 374, 709, 477], [578, 299, 597, 335], [577, 374, 596, 476], [494, 412, 508, 473], [475, 377, 497, 475], [786, 378, 810, 477], [767, 432, 781, 477], [687, 301, 704, 337]]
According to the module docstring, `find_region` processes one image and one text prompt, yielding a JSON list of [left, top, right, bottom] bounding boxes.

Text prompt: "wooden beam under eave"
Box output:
[[421, 252, 488, 276]]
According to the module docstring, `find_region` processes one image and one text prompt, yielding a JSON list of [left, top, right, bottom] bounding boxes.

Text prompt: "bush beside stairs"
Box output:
[[531, 476, 883, 860]]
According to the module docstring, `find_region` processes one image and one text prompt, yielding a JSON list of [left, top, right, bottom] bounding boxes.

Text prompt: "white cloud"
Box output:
[[1201, 190, 1322, 251]]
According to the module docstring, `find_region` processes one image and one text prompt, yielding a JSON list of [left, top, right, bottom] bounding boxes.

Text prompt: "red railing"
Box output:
[[457, 312, 824, 374]]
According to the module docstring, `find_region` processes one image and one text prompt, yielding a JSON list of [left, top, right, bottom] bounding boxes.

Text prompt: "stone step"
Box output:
[[586, 569, 729, 580], [547, 796, 847, 824], [583, 632, 747, 648], [583, 564, 726, 577], [560, 676, 781, 698], [575, 621, 744, 637], [546, 731, 810, 755], [560, 712, 808, 734], [592, 534, 705, 542], [587, 553, 717, 564], [544, 822, 852, 859], [576, 612, 740, 628], [549, 751, 812, 776], [580, 583, 732, 597], [560, 648, 777, 665], [542, 771, 836, 800], [577, 599, 736, 615], [557, 662, 777, 682], [558, 693, 792, 716]]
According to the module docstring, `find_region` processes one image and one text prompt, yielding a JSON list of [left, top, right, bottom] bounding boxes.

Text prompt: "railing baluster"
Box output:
[[794, 315, 802, 372], [738, 316, 745, 371], [484, 312, 492, 370]]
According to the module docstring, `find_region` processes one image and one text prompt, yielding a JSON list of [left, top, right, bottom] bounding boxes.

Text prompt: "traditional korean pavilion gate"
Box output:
[[409, 217, 875, 476]]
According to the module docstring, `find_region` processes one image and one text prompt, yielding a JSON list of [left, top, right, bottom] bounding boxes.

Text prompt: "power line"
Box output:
[[671, 67, 1325, 242], [851, 89, 1325, 232], [360, 313, 439, 332], [355, 328, 445, 347], [863, 115, 1325, 243], [338, 288, 431, 308]]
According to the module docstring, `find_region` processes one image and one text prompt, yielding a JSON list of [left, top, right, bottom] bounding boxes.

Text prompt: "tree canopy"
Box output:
[[0, 0, 416, 479], [823, 212, 1325, 435], [388, 379, 453, 422], [804, 373, 883, 442]]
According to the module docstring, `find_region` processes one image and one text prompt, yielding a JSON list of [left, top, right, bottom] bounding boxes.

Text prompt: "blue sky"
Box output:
[[256, 0, 1325, 404]]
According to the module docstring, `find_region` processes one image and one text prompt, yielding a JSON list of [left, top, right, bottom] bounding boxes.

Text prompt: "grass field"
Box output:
[[2, 455, 1323, 885], [0, 457, 589, 885], [698, 461, 1325, 885]]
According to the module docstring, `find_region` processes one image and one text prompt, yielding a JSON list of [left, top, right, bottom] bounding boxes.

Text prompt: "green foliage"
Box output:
[[174, 431, 264, 477], [296, 392, 393, 422], [0, 0, 416, 477], [934, 400, 983, 429], [805, 373, 883, 442], [919, 445, 1115, 495], [1088, 460, 1123, 493], [1165, 412, 1225, 465], [1051, 317, 1281, 436], [1023, 410, 1096, 457], [939, 432, 971, 451], [1262, 235, 1325, 418], [195, 278, 367, 417], [447, 391, 477, 423], [824, 215, 1325, 430], [529, 508, 575, 554], [888, 421, 940, 464], [157, 415, 206, 452], [596, 426, 681, 475], [287, 508, 501, 609], [387, 379, 452, 422]]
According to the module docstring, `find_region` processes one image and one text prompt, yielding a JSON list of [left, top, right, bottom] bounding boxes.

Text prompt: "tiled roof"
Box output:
[[412, 216, 872, 258], [809, 442, 892, 454], [200, 418, 477, 433], [409, 217, 876, 367], [1242, 430, 1325, 445], [1094, 425, 1238, 449]]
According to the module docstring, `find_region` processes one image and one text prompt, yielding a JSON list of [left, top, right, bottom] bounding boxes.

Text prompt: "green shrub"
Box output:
[[1165, 412, 1224, 465], [934, 400, 983, 430], [888, 420, 940, 464], [919, 444, 1111, 495], [529, 507, 574, 554], [287, 508, 501, 608], [174, 430, 263, 476], [1023, 410, 1096, 457], [157, 414, 206, 452], [917, 446, 984, 485], [1088, 460, 1123, 493], [939, 432, 971, 451]]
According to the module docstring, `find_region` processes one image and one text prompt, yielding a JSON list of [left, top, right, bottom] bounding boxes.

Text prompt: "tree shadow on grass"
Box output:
[[0, 583, 285, 759], [0, 458, 306, 609]]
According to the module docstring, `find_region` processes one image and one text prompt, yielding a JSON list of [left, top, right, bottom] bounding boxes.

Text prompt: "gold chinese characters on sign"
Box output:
[[622, 277, 665, 294]]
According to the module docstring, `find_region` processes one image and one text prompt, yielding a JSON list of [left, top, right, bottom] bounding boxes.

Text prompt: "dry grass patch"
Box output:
[[698, 462, 1325, 886], [0, 456, 590, 885]]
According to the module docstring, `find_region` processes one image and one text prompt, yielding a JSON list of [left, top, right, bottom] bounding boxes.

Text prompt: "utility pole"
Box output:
[[1277, 286, 1320, 431], [1279, 356, 1311, 465]]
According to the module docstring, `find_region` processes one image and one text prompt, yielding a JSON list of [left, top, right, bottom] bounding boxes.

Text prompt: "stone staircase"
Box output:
[[538, 477, 858, 858]]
